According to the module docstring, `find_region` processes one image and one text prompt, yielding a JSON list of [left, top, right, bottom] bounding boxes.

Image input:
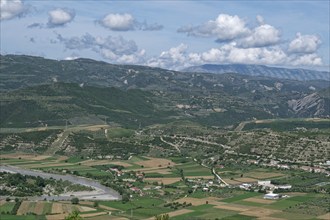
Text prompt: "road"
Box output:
[[160, 136, 181, 153], [0, 165, 121, 201], [162, 135, 231, 149], [200, 160, 229, 186], [212, 168, 229, 186]]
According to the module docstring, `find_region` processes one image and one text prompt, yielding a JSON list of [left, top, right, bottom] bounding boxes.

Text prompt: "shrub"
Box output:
[[71, 197, 79, 204]]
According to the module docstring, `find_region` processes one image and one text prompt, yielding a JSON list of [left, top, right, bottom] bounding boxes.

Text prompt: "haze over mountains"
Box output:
[[183, 64, 330, 81]]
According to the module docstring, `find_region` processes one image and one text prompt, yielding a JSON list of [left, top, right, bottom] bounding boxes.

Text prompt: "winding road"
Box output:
[[0, 165, 121, 201]]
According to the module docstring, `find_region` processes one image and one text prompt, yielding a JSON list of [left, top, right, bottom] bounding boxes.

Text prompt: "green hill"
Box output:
[[0, 83, 176, 128]]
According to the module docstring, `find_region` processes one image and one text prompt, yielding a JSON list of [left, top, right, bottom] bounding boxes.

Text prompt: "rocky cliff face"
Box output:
[[288, 93, 327, 117]]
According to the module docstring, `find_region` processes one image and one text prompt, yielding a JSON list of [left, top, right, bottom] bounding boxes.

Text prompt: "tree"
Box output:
[[122, 194, 130, 203], [155, 213, 170, 220], [65, 211, 82, 220], [71, 197, 79, 204]]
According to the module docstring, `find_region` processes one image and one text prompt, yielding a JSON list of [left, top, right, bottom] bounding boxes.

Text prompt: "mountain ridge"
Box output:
[[183, 64, 330, 81], [1, 54, 329, 128], [1, 54, 329, 92]]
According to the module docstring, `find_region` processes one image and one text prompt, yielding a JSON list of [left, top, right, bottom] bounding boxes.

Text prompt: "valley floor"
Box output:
[[0, 153, 329, 220]]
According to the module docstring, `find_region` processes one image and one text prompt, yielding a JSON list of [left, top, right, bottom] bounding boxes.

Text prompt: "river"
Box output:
[[0, 165, 121, 201]]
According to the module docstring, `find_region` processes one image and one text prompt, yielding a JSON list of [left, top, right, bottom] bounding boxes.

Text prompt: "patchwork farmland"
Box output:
[[1, 152, 329, 219]]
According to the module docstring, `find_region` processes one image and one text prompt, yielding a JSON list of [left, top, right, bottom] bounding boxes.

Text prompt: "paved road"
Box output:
[[0, 165, 121, 201]]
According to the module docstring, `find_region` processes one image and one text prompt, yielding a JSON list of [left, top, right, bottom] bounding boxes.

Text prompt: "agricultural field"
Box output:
[[0, 200, 106, 220], [1, 137, 329, 220]]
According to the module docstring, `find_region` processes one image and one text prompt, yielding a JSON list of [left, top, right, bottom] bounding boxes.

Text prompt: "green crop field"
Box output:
[[266, 199, 304, 210], [242, 119, 330, 131], [0, 215, 46, 220], [0, 202, 15, 213], [221, 214, 256, 220], [106, 127, 135, 139], [41, 203, 52, 215]]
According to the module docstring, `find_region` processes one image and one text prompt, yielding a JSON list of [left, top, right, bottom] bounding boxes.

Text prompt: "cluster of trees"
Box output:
[[155, 214, 170, 220], [68, 132, 149, 158], [102, 180, 130, 203], [163, 201, 192, 210], [0, 172, 91, 197]]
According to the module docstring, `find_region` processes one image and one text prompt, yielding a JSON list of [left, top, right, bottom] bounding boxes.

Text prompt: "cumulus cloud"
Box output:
[[147, 44, 191, 69], [289, 53, 323, 66], [179, 14, 280, 48], [0, 0, 28, 20], [100, 13, 135, 31], [56, 33, 145, 64], [147, 42, 323, 70], [237, 24, 281, 48], [178, 14, 249, 41], [98, 13, 163, 31], [47, 8, 75, 27], [27, 8, 75, 28], [196, 44, 288, 66], [288, 33, 321, 54]]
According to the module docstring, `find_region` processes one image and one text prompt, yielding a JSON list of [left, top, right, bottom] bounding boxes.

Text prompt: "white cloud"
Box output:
[[48, 8, 75, 27], [237, 24, 281, 48], [201, 47, 226, 62], [139, 22, 163, 31], [0, 0, 27, 20], [56, 33, 145, 64], [99, 13, 163, 31], [116, 49, 146, 63], [178, 13, 249, 41], [290, 53, 323, 66], [100, 13, 135, 31], [147, 43, 323, 70], [256, 15, 265, 25], [147, 44, 198, 70], [199, 44, 287, 65], [288, 33, 321, 54]]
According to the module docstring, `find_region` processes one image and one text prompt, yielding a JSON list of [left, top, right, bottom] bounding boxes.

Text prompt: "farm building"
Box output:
[[239, 183, 252, 190], [277, 185, 292, 190], [258, 180, 271, 186], [264, 193, 280, 200], [258, 180, 274, 188]]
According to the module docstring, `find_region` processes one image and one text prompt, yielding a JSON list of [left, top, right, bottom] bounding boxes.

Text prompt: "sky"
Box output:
[[1, 0, 329, 71]]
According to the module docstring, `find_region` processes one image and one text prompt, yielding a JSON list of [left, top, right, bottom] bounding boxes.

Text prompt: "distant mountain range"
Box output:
[[1, 54, 329, 129], [183, 64, 330, 81]]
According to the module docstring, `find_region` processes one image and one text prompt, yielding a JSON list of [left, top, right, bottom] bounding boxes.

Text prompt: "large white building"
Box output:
[[264, 193, 280, 200]]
